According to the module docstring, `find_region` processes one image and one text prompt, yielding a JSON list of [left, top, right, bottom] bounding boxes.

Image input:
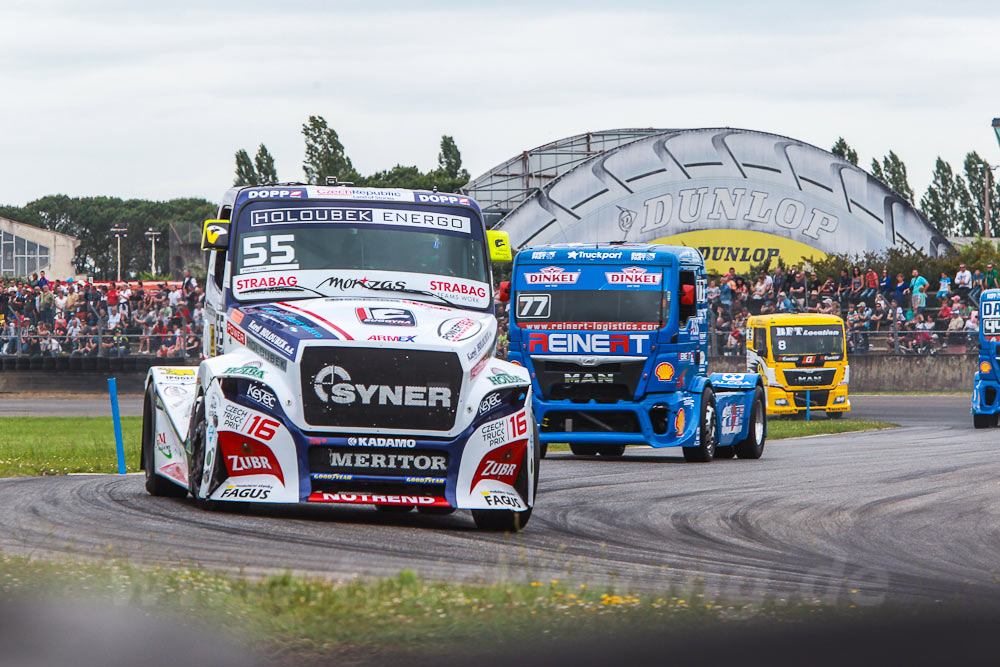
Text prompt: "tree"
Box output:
[[302, 115, 359, 185], [920, 158, 962, 235], [871, 151, 914, 204], [831, 137, 858, 166], [438, 135, 465, 178], [962, 151, 1000, 237], [254, 144, 278, 184], [234, 149, 260, 186]]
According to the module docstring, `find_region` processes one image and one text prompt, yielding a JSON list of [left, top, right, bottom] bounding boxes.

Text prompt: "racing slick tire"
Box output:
[[973, 413, 995, 429], [141, 386, 187, 497], [596, 444, 626, 458], [471, 424, 539, 531], [569, 443, 598, 456], [540, 441, 549, 458], [187, 391, 222, 510], [683, 388, 717, 463], [735, 386, 767, 460], [827, 410, 844, 419]]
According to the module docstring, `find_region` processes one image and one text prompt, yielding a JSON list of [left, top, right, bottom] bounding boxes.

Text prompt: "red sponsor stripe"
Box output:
[[307, 492, 450, 507], [277, 301, 354, 340]]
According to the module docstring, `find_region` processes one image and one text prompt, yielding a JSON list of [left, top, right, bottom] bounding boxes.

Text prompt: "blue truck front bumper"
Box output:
[[535, 391, 704, 448]]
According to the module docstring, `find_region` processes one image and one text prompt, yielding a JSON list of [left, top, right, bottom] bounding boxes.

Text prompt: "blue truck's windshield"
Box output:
[[513, 265, 667, 331], [514, 289, 665, 331]]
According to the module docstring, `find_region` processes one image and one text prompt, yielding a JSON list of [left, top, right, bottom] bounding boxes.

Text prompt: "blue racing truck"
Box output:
[[503, 243, 766, 461], [972, 288, 1000, 427]]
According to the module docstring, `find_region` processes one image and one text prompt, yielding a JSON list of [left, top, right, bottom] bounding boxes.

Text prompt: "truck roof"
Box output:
[[746, 313, 845, 327], [519, 243, 702, 265], [219, 185, 482, 214]]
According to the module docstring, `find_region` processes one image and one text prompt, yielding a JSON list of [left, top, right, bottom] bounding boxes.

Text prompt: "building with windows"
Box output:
[[0, 217, 80, 279]]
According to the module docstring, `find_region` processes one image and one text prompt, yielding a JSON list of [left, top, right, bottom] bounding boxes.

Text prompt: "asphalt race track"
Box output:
[[0, 394, 995, 606]]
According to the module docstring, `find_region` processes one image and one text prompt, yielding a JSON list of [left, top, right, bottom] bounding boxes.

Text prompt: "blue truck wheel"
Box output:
[[735, 386, 766, 459], [683, 388, 717, 463]]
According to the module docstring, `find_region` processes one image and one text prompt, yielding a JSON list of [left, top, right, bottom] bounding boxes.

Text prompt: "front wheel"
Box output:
[[142, 386, 186, 497], [596, 444, 626, 458], [569, 443, 598, 457], [827, 410, 844, 420], [973, 413, 993, 429], [187, 392, 221, 510], [683, 388, 717, 462], [735, 386, 766, 459]]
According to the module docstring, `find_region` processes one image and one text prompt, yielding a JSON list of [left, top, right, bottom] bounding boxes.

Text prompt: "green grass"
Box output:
[[0, 555, 860, 661], [0, 416, 142, 476], [545, 419, 896, 453]]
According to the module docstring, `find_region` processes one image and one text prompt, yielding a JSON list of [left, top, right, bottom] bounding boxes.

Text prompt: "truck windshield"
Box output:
[[231, 201, 490, 309], [514, 289, 666, 331], [770, 324, 844, 356]]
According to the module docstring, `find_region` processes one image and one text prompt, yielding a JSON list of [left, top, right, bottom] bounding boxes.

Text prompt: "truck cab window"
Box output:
[[678, 270, 697, 326]]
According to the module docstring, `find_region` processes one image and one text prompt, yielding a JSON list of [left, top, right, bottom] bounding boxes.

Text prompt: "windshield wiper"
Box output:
[[361, 285, 463, 308]]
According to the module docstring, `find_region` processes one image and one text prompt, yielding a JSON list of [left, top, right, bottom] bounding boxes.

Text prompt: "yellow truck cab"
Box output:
[[745, 313, 850, 418]]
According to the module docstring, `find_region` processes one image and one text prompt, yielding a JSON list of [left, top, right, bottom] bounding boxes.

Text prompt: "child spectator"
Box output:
[[935, 272, 951, 300]]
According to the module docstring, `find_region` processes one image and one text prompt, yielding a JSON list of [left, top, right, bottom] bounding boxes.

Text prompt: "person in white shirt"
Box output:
[[168, 287, 182, 309], [955, 264, 972, 301], [107, 305, 121, 330]]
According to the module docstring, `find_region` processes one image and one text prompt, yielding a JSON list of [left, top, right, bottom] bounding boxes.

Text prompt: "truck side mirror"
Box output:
[[497, 281, 511, 303], [680, 284, 695, 306], [201, 219, 230, 251], [486, 230, 512, 262]]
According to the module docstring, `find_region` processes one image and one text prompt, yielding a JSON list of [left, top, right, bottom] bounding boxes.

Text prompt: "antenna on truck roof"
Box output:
[[325, 176, 354, 186]]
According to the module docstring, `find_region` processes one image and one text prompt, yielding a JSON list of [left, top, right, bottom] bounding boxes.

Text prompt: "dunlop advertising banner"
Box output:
[[494, 128, 950, 274]]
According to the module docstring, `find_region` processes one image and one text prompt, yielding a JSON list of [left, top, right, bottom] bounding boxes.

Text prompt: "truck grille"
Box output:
[[783, 369, 836, 386], [533, 357, 645, 403], [300, 347, 462, 431], [792, 390, 830, 408]]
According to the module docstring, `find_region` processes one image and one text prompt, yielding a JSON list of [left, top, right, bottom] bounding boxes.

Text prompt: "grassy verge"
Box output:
[[0, 416, 141, 476], [545, 419, 895, 453], [0, 554, 848, 661]]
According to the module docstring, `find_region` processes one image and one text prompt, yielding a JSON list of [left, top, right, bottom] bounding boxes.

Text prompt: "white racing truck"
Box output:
[[140, 183, 536, 530]]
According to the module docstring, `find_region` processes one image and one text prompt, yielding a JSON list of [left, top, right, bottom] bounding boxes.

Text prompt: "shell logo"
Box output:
[[981, 361, 992, 374], [674, 408, 685, 436], [655, 362, 675, 381]]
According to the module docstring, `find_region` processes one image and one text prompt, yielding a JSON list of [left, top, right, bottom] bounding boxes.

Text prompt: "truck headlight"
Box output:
[[834, 396, 846, 404], [775, 399, 789, 406]]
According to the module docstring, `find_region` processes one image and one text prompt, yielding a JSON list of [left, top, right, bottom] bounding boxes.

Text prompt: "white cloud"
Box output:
[[0, 3, 998, 206]]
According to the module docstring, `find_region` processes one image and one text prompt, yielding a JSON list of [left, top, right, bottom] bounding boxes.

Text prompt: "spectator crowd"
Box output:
[[705, 261, 992, 356], [0, 270, 204, 359]]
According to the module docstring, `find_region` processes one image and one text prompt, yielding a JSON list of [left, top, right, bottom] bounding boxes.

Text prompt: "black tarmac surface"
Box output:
[[0, 394, 994, 607]]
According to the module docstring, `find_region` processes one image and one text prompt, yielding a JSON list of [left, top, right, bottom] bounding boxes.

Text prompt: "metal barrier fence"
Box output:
[[708, 328, 978, 358]]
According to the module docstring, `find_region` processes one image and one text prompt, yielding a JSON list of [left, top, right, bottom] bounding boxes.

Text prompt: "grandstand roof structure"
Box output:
[[464, 127, 951, 273], [462, 129, 668, 226]]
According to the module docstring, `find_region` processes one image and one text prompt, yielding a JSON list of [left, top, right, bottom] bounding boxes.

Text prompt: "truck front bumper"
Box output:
[[765, 384, 849, 416], [535, 392, 701, 449]]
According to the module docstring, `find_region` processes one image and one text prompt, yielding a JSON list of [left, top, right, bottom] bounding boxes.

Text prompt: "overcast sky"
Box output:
[[1, 0, 999, 207]]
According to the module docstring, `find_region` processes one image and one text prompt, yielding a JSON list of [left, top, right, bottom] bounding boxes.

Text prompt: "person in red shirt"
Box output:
[[863, 268, 879, 302], [107, 285, 120, 309]]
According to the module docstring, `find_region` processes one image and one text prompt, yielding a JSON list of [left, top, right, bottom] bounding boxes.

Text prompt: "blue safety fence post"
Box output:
[[806, 389, 811, 422], [108, 378, 127, 475]]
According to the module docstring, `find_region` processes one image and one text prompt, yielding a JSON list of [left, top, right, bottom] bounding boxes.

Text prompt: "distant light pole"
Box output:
[[145, 228, 161, 275], [110, 225, 127, 282]]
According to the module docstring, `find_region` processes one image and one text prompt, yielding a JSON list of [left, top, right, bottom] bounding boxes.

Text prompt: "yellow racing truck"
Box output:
[[745, 313, 850, 418]]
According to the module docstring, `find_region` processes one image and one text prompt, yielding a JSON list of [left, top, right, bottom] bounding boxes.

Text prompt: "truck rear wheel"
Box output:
[[973, 413, 995, 429], [472, 508, 531, 531], [569, 443, 598, 456], [735, 386, 766, 459], [142, 386, 187, 497], [683, 388, 717, 462]]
